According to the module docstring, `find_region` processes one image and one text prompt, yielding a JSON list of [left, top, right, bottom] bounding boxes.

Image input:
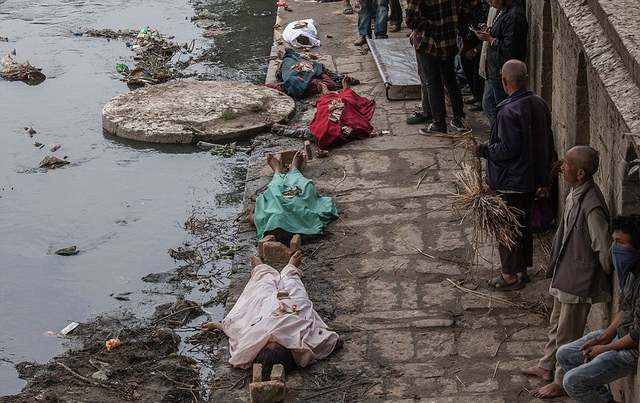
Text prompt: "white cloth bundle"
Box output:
[[282, 19, 322, 48]]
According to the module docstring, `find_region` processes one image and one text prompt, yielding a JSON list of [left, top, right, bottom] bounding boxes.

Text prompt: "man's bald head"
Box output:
[[569, 145, 599, 178], [501, 60, 528, 89]]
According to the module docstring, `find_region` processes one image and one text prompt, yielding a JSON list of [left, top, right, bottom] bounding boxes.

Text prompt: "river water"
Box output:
[[0, 0, 272, 394]]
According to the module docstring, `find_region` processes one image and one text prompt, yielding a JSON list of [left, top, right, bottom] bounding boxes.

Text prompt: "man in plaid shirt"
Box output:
[[406, 0, 467, 134]]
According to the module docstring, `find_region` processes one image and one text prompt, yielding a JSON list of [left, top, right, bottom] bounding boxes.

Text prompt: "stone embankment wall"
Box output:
[[527, 0, 640, 400]]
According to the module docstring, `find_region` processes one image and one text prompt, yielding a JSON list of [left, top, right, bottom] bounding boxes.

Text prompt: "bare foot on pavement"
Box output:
[[291, 150, 304, 170], [531, 382, 567, 399], [200, 321, 222, 332], [289, 250, 302, 267], [250, 255, 263, 268], [267, 153, 284, 174], [522, 366, 553, 382]]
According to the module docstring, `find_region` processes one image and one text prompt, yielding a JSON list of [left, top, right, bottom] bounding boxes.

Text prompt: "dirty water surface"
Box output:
[[0, 0, 273, 396]]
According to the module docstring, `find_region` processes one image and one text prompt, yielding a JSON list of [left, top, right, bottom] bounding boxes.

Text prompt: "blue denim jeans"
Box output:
[[482, 81, 496, 126], [490, 78, 508, 107], [557, 330, 638, 403], [416, 50, 465, 127], [356, 0, 388, 38]]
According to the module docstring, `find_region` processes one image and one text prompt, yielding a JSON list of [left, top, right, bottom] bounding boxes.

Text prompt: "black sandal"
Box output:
[[342, 3, 354, 14]]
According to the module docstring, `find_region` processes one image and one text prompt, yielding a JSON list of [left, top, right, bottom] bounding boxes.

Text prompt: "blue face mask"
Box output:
[[612, 243, 640, 291]]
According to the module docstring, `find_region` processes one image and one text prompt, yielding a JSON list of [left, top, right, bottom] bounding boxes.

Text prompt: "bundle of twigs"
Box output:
[[451, 132, 523, 251]]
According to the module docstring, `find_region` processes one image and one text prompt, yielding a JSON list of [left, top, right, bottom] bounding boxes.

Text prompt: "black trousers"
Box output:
[[498, 191, 536, 275]]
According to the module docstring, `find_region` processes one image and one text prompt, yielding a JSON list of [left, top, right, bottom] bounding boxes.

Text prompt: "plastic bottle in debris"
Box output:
[[73, 31, 83, 36], [136, 26, 149, 39]]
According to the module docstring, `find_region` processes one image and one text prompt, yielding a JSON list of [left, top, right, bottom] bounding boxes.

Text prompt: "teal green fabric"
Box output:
[[254, 169, 338, 241]]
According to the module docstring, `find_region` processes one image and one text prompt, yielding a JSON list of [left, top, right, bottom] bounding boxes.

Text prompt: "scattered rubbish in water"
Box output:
[[43, 331, 59, 337], [39, 155, 70, 168], [60, 322, 79, 335], [277, 1, 286, 5], [136, 26, 149, 39], [24, 126, 36, 135], [48, 143, 60, 152], [1, 55, 46, 85], [33, 141, 42, 147], [55, 246, 79, 256], [106, 338, 122, 351], [208, 142, 237, 157], [0, 35, 8, 42], [72, 31, 83, 36], [86, 28, 210, 86]]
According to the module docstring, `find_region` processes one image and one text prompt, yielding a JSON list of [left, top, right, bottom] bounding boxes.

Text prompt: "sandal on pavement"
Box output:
[[343, 3, 354, 14], [487, 275, 525, 291], [518, 274, 531, 284]]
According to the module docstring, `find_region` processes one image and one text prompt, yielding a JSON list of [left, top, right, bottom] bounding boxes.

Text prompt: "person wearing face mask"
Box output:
[[554, 214, 640, 403], [522, 146, 612, 399]]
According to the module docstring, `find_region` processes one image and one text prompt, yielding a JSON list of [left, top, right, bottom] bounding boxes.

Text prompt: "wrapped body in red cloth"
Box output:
[[309, 89, 376, 149]]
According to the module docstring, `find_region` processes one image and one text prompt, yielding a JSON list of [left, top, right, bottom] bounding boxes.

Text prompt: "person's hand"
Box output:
[[465, 48, 478, 60], [475, 30, 492, 42], [582, 344, 609, 362], [477, 23, 489, 32], [579, 337, 603, 352], [470, 140, 486, 157]]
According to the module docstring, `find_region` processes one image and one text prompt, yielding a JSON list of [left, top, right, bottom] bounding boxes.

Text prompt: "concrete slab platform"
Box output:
[[102, 81, 295, 144]]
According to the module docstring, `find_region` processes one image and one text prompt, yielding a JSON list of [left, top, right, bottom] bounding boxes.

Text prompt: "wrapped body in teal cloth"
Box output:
[[254, 168, 338, 241]]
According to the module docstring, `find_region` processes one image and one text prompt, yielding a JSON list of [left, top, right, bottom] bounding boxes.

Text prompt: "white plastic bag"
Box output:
[[282, 19, 322, 48]]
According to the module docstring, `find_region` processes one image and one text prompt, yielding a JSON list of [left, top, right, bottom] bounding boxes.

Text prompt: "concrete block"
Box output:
[[253, 363, 263, 383], [270, 364, 285, 382], [258, 235, 276, 258], [249, 380, 285, 403], [262, 241, 293, 263], [289, 234, 301, 252], [304, 140, 312, 160]]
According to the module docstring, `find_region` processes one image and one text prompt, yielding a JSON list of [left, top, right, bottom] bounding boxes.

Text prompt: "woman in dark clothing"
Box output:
[[459, 0, 490, 109], [475, 0, 527, 120]]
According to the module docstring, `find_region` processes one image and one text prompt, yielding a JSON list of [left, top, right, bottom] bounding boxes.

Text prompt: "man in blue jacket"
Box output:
[[472, 59, 554, 290]]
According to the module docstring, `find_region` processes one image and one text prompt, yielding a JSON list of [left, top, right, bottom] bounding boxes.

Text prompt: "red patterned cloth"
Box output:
[[309, 89, 376, 149]]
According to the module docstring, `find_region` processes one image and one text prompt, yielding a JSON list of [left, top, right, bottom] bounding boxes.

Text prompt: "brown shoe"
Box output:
[[375, 35, 387, 39], [354, 35, 369, 46], [389, 24, 400, 32]]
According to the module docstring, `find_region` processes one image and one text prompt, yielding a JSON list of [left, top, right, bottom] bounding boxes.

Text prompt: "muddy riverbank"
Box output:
[[0, 0, 273, 397]]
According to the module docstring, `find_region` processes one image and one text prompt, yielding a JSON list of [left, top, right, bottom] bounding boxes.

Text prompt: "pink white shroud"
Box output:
[[222, 263, 339, 369]]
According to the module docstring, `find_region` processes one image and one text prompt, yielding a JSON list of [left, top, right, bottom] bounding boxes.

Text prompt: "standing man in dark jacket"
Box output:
[[555, 214, 640, 403], [523, 146, 612, 399], [475, 0, 527, 122], [472, 59, 554, 290], [405, 0, 468, 134]]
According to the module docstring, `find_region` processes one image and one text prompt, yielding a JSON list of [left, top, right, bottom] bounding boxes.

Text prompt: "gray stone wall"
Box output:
[[527, 0, 640, 399]]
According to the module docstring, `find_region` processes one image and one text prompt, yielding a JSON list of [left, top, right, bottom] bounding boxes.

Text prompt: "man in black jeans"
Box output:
[[405, 0, 467, 134]]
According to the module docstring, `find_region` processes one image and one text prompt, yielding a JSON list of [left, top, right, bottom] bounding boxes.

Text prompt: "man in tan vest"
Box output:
[[522, 145, 612, 398]]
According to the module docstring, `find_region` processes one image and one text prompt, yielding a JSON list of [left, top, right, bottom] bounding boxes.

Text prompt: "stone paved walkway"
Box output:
[[209, 2, 576, 402]]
